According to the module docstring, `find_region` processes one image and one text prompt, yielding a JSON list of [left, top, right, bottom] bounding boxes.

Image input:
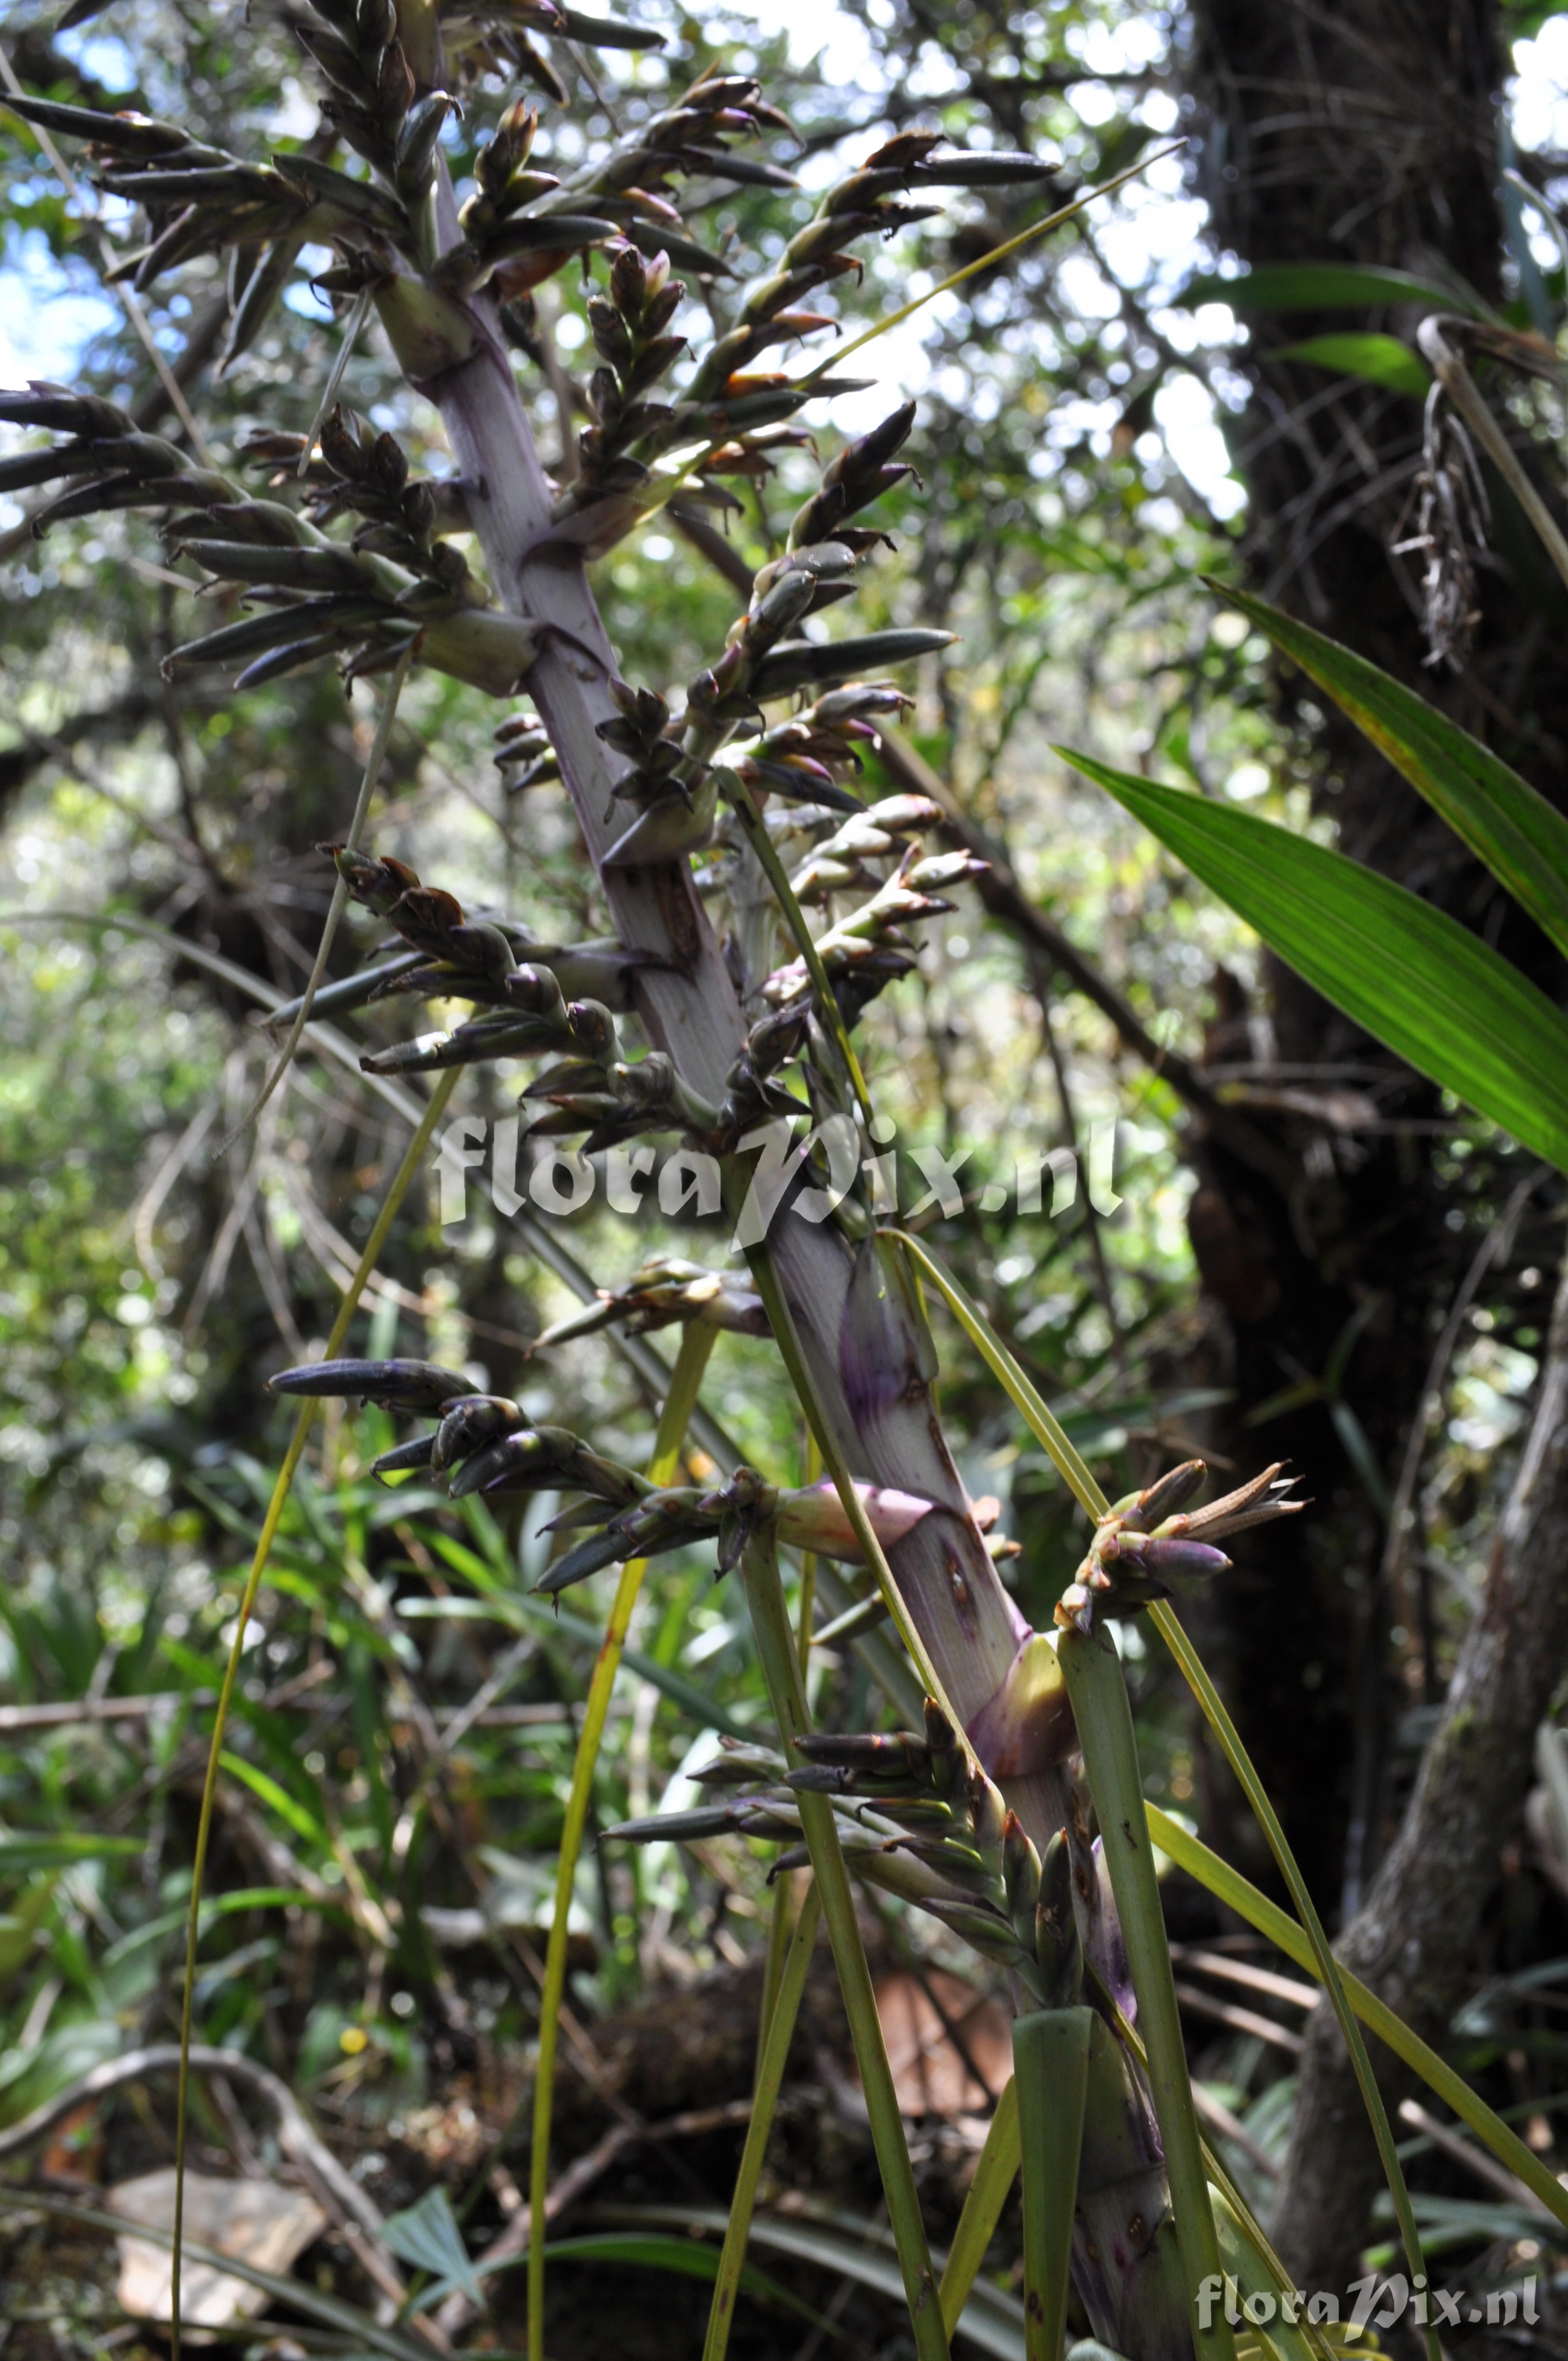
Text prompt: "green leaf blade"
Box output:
[[1208, 584, 1568, 963], [217, 1751, 328, 1848], [0, 1831, 143, 1874], [1271, 333, 1429, 397], [1145, 1803, 1568, 2234], [1177, 263, 1488, 317], [1059, 751, 1568, 1173], [382, 2184, 482, 2300]]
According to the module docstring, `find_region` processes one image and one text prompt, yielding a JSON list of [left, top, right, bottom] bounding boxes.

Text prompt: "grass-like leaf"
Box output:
[[0, 1831, 142, 1871], [891, 1228, 1443, 2354], [1057, 1629, 1233, 2361], [543, 2233, 830, 2325], [1059, 752, 1568, 1172], [938, 2077, 1019, 2339], [595, 2203, 1029, 2358], [1146, 1803, 1568, 2232], [703, 1878, 824, 2360], [527, 1320, 719, 2361], [1013, 2010, 1093, 2361], [1145, 1606, 1439, 2361], [739, 1526, 950, 2361], [217, 1751, 328, 1848], [1205, 584, 1568, 961], [426, 1514, 760, 1740]]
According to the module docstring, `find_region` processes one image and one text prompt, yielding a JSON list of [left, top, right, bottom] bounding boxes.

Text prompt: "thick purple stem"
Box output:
[[419, 212, 1051, 1811]]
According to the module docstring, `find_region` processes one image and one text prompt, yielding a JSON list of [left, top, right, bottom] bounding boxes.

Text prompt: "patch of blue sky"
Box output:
[[0, 228, 119, 387]]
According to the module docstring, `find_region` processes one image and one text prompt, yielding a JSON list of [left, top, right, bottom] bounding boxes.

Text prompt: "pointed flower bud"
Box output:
[[1034, 1828, 1083, 2008], [267, 1358, 475, 1411]]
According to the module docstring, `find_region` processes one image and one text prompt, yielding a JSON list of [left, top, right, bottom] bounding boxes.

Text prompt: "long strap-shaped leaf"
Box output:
[[1146, 1600, 1452, 2347], [938, 2077, 1019, 2341], [527, 1318, 718, 2361], [889, 1231, 1442, 2359], [1013, 2010, 1093, 2361], [740, 1525, 950, 2361], [1146, 1804, 1568, 2230], [1057, 1629, 1233, 2361], [704, 1876, 823, 2361], [1059, 752, 1568, 1173], [1205, 583, 1568, 962], [169, 1062, 461, 2360]]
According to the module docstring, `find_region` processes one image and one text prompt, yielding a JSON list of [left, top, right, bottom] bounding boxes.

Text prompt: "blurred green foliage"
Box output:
[[1, 0, 1563, 2340]]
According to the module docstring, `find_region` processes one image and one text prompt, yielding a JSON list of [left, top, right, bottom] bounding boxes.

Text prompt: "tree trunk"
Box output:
[[1176, 0, 1568, 1920], [1274, 1247, 1568, 2283], [1180, 8, 1568, 2272]]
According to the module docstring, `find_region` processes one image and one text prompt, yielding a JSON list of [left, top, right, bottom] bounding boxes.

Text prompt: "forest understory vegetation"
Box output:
[[3, 0, 1568, 2356]]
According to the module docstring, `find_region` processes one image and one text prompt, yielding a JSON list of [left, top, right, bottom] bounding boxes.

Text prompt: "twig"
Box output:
[[0, 1694, 204, 1732], [217, 645, 410, 1153], [1343, 1167, 1548, 1915], [131, 1097, 219, 1281], [1190, 2084, 1281, 2181], [0, 2041, 426, 2324], [870, 729, 1298, 1191], [1380, 1167, 1545, 1686], [1418, 316, 1568, 600], [1169, 1944, 1322, 2014], [430, 1634, 538, 1757], [0, 1691, 580, 1738], [1396, 2097, 1553, 2212], [0, 48, 213, 464], [1038, 982, 1126, 1378], [433, 2098, 757, 2339], [1172, 1982, 1305, 2056]]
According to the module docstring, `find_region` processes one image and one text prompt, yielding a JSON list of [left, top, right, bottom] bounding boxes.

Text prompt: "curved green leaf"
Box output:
[[1207, 583, 1568, 961], [1273, 333, 1429, 397], [598, 2204, 1029, 2358], [938, 2077, 1019, 2339], [1058, 751, 1568, 1172], [218, 1751, 328, 1848], [541, 2234, 824, 2326], [1146, 1804, 1568, 2233], [1177, 263, 1489, 319], [0, 1830, 142, 1874], [384, 2183, 482, 2301]]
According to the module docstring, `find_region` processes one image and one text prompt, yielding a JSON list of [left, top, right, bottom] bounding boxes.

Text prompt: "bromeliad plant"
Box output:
[[6, 12, 1564, 2360]]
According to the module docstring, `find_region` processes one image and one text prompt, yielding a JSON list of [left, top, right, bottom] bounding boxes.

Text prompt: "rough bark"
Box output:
[[1178, 0, 1568, 1913], [1274, 1249, 1568, 2283]]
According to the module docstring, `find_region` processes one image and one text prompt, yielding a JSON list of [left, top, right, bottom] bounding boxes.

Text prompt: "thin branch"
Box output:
[[217, 645, 410, 1153], [872, 727, 1298, 1189], [0, 46, 214, 464]]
